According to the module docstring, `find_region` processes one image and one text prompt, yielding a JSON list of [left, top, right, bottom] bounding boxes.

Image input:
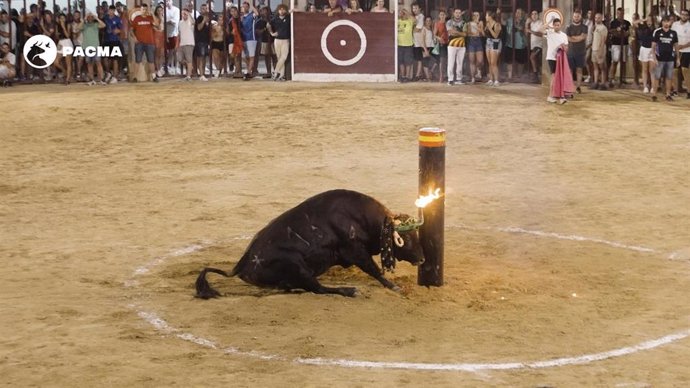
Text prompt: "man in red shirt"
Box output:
[[131, 3, 159, 82]]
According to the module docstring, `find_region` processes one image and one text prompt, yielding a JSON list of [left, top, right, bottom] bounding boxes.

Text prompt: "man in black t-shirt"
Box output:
[[608, 8, 631, 86], [195, 3, 211, 80], [566, 11, 588, 93], [269, 4, 290, 81], [650, 16, 680, 101]]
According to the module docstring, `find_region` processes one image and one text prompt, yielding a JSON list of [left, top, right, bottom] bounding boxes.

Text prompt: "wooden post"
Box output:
[[417, 128, 446, 287]]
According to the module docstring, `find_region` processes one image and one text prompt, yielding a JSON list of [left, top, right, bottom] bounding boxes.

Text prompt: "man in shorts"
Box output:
[[545, 18, 569, 104], [671, 9, 690, 98], [194, 3, 211, 81], [103, 5, 122, 83], [397, 7, 414, 82], [177, 7, 194, 80], [411, 2, 425, 80], [566, 10, 587, 93], [527, 10, 543, 83], [165, 0, 180, 75], [591, 13, 608, 90], [83, 12, 106, 85], [240, 1, 259, 80], [132, 3, 159, 82], [609, 7, 631, 87], [651, 16, 679, 101]]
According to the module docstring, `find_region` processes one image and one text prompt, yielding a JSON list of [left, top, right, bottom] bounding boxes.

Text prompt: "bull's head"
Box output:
[[380, 214, 424, 272]]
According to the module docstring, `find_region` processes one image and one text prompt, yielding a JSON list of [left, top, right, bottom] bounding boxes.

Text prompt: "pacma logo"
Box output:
[[23, 35, 57, 69], [23, 34, 122, 69]]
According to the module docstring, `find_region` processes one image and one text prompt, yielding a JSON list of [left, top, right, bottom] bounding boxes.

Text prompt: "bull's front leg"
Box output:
[[342, 245, 401, 292]]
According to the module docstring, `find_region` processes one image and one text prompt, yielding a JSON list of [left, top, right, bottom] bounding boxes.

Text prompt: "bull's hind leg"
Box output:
[[271, 259, 357, 297]]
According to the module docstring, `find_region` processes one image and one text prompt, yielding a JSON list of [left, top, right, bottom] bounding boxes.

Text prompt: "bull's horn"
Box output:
[[393, 231, 404, 247]]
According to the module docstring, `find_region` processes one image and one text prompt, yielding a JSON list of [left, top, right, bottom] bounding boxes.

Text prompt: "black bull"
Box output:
[[195, 190, 425, 298]]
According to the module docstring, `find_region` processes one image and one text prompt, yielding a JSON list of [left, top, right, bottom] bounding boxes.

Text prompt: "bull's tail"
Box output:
[[195, 267, 233, 299]]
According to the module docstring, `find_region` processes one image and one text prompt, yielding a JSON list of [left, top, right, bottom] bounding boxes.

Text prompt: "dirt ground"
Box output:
[[1, 80, 689, 387]]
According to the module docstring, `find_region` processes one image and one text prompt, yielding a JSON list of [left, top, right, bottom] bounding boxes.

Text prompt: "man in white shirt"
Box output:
[[177, 8, 194, 80], [544, 18, 569, 103], [0, 10, 16, 50], [671, 9, 690, 98], [165, 0, 180, 75], [526, 10, 543, 82]]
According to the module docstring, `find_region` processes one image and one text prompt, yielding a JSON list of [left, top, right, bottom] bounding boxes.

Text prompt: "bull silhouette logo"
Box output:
[[23, 35, 58, 69]]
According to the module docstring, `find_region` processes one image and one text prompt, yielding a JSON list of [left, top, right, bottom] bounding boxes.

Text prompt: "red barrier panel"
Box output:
[[292, 12, 396, 82]]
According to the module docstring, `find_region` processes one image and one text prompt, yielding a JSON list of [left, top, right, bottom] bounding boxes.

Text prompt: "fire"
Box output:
[[415, 188, 442, 208]]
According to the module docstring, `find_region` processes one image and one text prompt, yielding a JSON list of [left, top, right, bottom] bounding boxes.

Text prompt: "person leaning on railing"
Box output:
[[268, 3, 291, 81]]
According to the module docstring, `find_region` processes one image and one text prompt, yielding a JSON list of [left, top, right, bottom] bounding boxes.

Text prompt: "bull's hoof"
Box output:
[[391, 285, 402, 293], [338, 287, 358, 297]]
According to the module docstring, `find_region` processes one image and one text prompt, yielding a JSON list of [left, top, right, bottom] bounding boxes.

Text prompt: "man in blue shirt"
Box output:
[[240, 1, 258, 80], [103, 5, 122, 83]]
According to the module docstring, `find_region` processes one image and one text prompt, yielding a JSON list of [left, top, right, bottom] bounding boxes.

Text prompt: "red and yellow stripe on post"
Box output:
[[419, 128, 446, 148]]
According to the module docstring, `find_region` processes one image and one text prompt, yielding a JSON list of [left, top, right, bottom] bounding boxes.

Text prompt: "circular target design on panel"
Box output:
[[320, 20, 368, 66]]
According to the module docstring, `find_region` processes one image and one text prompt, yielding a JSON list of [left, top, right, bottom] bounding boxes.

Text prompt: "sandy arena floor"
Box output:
[[1, 80, 689, 387]]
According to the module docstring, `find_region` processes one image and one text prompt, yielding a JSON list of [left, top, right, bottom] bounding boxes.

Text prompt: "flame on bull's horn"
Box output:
[[415, 188, 442, 208]]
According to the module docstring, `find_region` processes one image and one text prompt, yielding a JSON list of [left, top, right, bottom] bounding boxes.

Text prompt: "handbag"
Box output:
[[431, 42, 440, 56]]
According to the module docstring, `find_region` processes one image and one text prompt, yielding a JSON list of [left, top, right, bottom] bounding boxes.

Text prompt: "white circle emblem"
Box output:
[[320, 20, 367, 67], [23, 35, 58, 69]]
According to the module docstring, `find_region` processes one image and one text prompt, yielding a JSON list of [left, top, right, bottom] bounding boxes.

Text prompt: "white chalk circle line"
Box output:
[[320, 20, 367, 67], [127, 227, 689, 372]]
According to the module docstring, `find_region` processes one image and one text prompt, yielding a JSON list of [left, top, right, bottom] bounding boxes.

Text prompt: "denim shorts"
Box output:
[[654, 60, 675, 80], [467, 37, 483, 53], [134, 43, 155, 63]]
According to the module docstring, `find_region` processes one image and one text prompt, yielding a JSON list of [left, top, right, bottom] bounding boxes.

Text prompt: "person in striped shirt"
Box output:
[[445, 8, 466, 85]]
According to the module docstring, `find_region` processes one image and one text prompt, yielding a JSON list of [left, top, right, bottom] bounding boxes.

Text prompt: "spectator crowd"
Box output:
[[1, 0, 688, 103], [0, 0, 293, 85], [395, 2, 689, 102]]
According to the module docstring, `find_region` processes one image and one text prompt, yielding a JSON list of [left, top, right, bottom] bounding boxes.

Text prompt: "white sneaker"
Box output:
[[199, 75, 208, 82], [184, 76, 191, 81], [109, 77, 118, 84], [486, 80, 494, 86], [643, 87, 650, 94], [584, 76, 590, 83], [88, 80, 96, 86], [455, 80, 465, 85], [157, 68, 165, 78], [493, 81, 500, 87], [104, 72, 112, 83], [547, 96, 557, 103], [99, 81, 107, 86]]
